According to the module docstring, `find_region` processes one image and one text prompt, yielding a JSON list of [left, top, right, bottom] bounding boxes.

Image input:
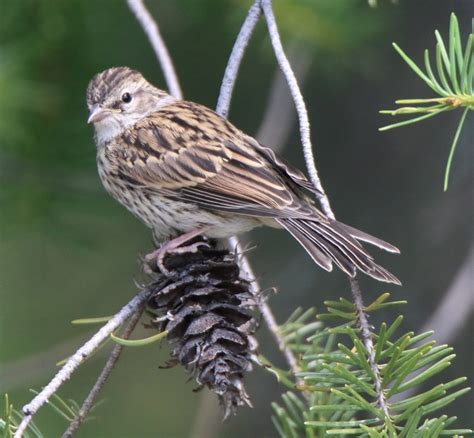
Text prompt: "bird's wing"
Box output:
[[113, 101, 322, 220], [251, 141, 323, 197]]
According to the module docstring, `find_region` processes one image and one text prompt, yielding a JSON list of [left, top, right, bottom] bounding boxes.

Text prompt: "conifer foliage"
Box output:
[[272, 295, 472, 437]]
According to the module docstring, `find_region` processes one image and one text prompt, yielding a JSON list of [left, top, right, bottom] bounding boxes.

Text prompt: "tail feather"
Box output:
[[287, 219, 357, 276], [314, 222, 375, 271], [282, 223, 334, 272], [277, 217, 401, 285], [334, 222, 400, 254]]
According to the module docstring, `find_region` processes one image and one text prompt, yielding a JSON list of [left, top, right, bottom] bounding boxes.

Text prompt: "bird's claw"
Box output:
[[143, 247, 172, 276], [143, 240, 210, 277], [168, 241, 210, 255]]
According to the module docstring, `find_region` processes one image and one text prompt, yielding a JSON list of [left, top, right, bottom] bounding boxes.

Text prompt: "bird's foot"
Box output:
[[143, 245, 173, 276], [144, 228, 209, 276]]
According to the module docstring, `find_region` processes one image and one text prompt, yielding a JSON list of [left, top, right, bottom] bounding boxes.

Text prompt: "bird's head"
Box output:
[[86, 67, 175, 144]]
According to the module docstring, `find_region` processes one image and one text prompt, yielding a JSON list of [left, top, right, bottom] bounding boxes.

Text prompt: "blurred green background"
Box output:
[[1, 0, 472, 437]]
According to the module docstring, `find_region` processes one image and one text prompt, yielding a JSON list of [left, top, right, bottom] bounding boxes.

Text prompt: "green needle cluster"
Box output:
[[380, 14, 473, 191], [271, 294, 472, 438]]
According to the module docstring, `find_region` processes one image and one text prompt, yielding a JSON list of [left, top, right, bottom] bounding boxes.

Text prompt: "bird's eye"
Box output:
[[121, 92, 132, 103]]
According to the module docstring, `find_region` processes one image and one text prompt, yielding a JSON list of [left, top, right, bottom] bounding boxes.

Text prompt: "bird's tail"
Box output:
[[277, 217, 401, 285]]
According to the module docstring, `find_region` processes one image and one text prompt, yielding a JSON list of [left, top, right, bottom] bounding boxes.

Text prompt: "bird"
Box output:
[[86, 66, 401, 284]]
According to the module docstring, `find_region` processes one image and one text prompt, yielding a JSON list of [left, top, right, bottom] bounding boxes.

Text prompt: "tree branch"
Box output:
[[350, 278, 390, 418], [14, 289, 152, 438], [215, 0, 262, 118], [127, 0, 183, 99], [61, 305, 146, 438], [260, 0, 334, 217]]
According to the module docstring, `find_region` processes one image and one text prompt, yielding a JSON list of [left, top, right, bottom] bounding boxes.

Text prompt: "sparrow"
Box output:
[[86, 66, 401, 284]]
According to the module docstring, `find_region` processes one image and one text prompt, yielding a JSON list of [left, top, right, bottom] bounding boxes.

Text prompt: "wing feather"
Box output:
[[115, 101, 315, 219]]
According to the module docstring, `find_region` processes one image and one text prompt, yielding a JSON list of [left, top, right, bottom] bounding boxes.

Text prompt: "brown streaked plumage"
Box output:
[[87, 66, 401, 284]]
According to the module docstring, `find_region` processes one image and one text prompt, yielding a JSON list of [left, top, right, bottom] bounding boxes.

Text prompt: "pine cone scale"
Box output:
[[147, 237, 259, 418]]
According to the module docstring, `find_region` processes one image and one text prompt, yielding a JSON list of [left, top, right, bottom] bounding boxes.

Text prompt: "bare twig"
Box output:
[[127, 0, 183, 99], [260, 0, 390, 416], [14, 289, 152, 438], [61, 306, 146, 438], [260, 0, 334, 217], [216, 0, 262, 117], [350, 278, 390, 418]]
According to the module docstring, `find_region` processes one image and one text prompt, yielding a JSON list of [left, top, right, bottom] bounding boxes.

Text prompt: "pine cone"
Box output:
[[146, 237, 259, 418]]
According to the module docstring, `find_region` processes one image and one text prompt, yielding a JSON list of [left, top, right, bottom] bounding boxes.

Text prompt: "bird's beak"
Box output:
[[87, 105, 110, 124]]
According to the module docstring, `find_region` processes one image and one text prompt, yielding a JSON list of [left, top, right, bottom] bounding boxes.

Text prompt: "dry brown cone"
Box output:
[[146, 237, 259, 418]]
